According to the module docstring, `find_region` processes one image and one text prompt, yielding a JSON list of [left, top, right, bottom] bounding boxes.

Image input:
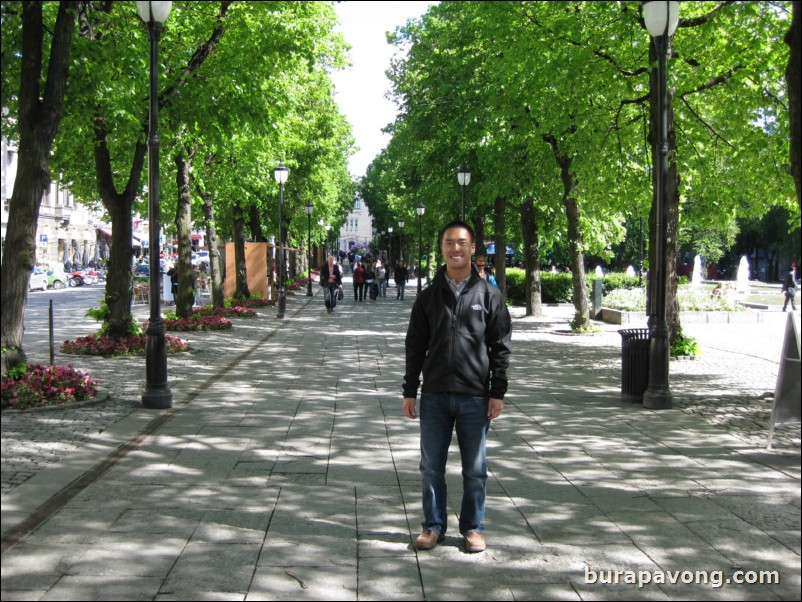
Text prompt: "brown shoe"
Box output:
[[414, 529, 445, 550], [463, 530, 486, 553]]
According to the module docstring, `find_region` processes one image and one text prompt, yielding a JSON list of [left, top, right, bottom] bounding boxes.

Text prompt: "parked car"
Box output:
[[46, 267, 69, 289], [29, 267, 48, 292], [191, 251, 209, 268], [133, 264, 150, 277]]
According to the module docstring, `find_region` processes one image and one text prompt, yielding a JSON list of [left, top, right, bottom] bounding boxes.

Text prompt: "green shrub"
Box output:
[[542, 272, 574, 303], [588, 273, 642, 296], [505, 268, 526, 303]]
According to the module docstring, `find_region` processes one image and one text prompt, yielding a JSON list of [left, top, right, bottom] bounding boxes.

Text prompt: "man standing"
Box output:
[[402, 221, 512, 553], [394, 260, 409, 300]]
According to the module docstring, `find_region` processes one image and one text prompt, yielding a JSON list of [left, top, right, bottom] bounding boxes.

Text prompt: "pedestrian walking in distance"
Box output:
[[320, 255, 342, 314], [782, 265, 797, 311], [402, 220, 512, 553]]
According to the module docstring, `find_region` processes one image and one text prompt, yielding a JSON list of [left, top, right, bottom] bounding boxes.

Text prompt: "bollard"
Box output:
[[49, 299, 55, 366]]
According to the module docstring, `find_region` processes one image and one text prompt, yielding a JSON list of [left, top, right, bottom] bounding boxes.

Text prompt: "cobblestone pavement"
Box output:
[[2, 292, 799, 497]]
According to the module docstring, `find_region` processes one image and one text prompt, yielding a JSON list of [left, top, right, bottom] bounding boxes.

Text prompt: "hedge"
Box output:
[[505, 268, 642, 305]]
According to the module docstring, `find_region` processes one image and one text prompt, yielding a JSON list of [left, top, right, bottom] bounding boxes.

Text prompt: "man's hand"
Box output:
[[403, 397, 418, 419], [488, 398, 504, 420]]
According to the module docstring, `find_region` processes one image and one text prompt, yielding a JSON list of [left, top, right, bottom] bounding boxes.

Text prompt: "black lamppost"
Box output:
[[457, 164, 471, 222], [388, 226, 393, 266], [642, 0, 679, 410], [416, 203, 425, 293], [138, 0, 173, 410], [275, 162, 289, 319], [398, 220, 405, 265], [305, 201, 313, 296]]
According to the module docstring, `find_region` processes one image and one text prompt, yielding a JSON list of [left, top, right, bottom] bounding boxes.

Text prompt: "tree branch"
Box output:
[[161, 1, 234, 104], [679, 96, 734, 148]]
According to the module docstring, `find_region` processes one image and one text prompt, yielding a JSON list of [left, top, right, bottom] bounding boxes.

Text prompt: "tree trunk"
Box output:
[[521, 195, 542, 317], [175, 151, 194, 318], [544, 132, 590, 328], [786, 1, 801, 213], [232, 203, 250, 299], [0, 2, 77, 374], [493, 196, 507, 297], [249, 205, 267, 242], [200, 191, 224, 308], [564, 194, 590, 328], [473, 217, 486, 256], [93, 112, 143, 338]]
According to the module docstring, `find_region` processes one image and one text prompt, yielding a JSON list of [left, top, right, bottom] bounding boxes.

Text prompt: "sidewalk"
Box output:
[[2, 281, 800, 600]]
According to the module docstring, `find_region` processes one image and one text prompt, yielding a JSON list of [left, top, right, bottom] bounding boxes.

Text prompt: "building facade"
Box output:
[[338, 197, 374, 255]]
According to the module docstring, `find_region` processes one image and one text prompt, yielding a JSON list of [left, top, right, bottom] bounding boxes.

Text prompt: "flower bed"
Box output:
[[159, 315, 233, 331], [193, 306, 257, 318], [224, 297, 275, 309], [1, 364, 98, 410], [61, 333, 191, 356]]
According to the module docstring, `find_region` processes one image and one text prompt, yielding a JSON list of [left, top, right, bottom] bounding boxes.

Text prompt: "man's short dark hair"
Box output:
[[439, 220, 475, 246]]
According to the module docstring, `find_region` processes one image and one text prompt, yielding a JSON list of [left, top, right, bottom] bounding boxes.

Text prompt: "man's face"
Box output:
[[441, 227, 475, 272]]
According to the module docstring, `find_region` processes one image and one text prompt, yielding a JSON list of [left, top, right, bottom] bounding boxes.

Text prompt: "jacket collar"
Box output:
[[434, 265, 481, 290]]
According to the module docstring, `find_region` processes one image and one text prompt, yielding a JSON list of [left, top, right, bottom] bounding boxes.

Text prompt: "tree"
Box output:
[[0, 1, 77, 374]]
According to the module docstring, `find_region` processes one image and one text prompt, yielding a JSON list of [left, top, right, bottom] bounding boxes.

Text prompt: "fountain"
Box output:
[[736, 255, 750, 293], [691, 254, 704, 288]]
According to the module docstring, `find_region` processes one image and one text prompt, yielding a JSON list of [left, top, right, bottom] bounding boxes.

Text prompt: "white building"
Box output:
[[338, 197, 374, 255], [1, 137, 150, 268]]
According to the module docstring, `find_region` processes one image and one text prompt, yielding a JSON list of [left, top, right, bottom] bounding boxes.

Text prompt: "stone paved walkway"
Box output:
[[2, 282, 799, 600]]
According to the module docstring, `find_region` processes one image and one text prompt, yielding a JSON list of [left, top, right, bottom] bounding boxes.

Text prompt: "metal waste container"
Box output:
[[619, 328, 650, 402]]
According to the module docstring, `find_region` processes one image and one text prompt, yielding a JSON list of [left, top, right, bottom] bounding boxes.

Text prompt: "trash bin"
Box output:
[[619, 328, 650, 402]]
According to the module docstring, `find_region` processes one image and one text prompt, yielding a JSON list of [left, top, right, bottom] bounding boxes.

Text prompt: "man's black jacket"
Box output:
[[403, 266, 512, 400]]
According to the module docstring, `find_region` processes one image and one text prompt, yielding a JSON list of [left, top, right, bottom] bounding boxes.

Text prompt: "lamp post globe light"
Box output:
[[416, 203, 425, 293], [642, 0, 679, 410], [138, 0, 173, 410], [457, 164, 471, 222], [305, 202, 314, 296], [274, 162, 289, 319]]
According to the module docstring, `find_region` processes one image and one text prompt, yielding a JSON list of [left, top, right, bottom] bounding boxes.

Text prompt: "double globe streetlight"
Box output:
[[138, 0, 172, 410], [274, 162, 289, 319], [642, 0, 679, 410]]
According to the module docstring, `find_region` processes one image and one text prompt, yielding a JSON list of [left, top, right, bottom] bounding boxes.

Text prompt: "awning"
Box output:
[[485, 243, 515, 256]]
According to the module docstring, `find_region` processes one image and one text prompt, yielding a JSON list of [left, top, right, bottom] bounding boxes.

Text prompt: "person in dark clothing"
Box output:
[[402, 220, 512, 554], [782, 265, 797, 311], [394, 260, 409, 300], [167, 265, 179, 299], [320, 255, 343, 314], [352, 261, 366, 301]]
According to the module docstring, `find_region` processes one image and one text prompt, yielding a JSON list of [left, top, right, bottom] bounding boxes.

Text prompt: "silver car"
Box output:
[[29, 267, 48, 292]]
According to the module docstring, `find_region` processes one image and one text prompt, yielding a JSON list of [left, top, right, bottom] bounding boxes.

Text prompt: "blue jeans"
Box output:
[[324, 284, 338, 310], [396, 282, 406, 299], [419, 392, 489, 536]]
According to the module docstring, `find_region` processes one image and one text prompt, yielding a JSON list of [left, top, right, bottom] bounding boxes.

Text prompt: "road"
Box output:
[[21, 284, 109, 363]]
